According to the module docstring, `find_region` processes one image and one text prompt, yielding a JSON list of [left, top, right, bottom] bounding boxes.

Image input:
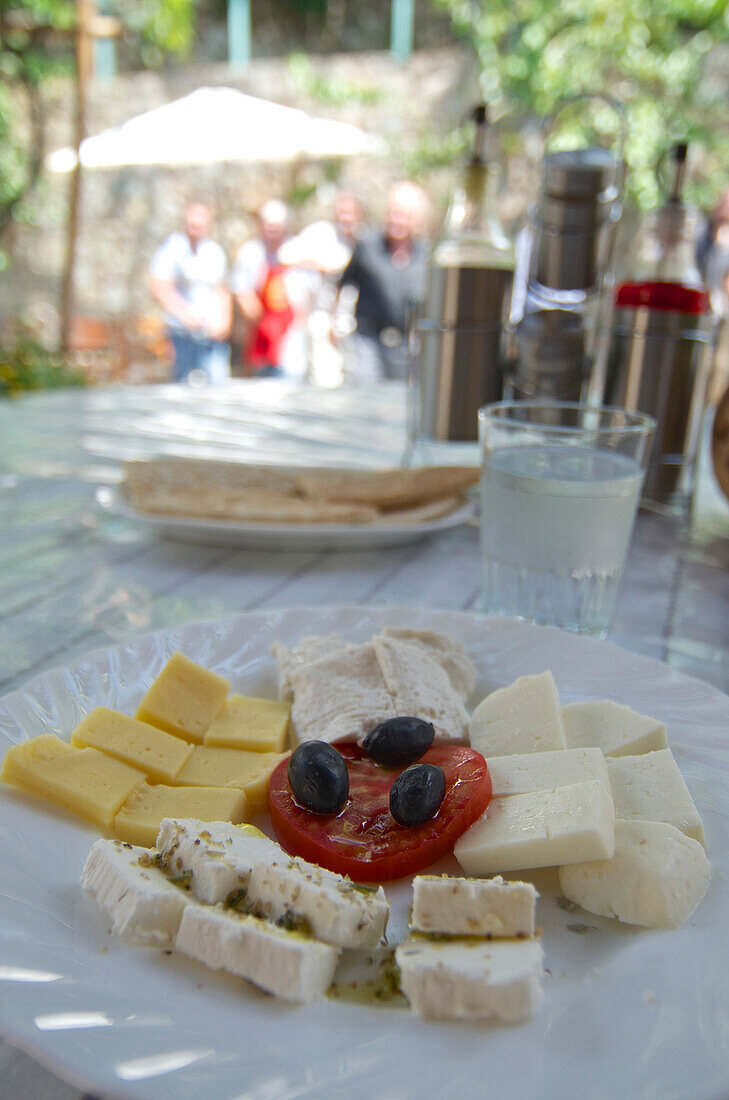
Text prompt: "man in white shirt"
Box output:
[[150, 201, 231, 384]]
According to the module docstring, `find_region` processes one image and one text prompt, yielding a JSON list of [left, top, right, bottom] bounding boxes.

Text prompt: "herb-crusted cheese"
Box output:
[[175, 905, 340, 1002], [396, 934, 544, 1022], [411, 875, 537, 938], [247, 859, 389, 949], [81, 837, 192, 945]]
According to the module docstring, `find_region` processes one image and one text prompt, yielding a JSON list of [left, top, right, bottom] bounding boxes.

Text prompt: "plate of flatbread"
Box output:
[[98, 458, 478, 550]]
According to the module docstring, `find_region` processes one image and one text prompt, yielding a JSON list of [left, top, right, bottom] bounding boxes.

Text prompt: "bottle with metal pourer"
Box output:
[[406, 104, 515, 464], [506, 96, 624, 405]]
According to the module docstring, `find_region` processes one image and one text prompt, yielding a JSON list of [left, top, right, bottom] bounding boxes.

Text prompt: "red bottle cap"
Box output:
[[615, 281, 709, 314]]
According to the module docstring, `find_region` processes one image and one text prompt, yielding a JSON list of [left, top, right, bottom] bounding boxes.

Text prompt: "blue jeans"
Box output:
[[170, 331, 230, 384]]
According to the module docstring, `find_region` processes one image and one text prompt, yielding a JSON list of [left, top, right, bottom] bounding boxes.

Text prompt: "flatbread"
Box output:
[[122, 457, 476, 526], [295, 466, 479, 510]]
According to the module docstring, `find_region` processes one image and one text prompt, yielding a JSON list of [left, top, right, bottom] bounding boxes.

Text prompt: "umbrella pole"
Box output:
[[61, 0, 93, 354]]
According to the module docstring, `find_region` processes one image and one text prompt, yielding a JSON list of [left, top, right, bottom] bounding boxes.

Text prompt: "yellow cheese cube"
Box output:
[[204, 694, 290, 752], [71, 707, 194, 783], [114, 782, 249, 847], [135, 652, 230, 743], [172, 746, 286, 811], [1, 734, 145, 829]]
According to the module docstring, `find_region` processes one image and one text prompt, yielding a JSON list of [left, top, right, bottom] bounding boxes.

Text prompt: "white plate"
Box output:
[[96, 487, 476, 550], [1, 606, 728, 1100]]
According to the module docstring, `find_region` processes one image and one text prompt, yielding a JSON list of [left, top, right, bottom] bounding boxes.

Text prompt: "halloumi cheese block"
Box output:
[[71, 707, 194, 783], [247, 859, 389, 950], [561, 700, 666, 757], [559, 819, 711, 929], [372, 635, 469, 742], [454, 779, 615, 875], [411, 875, 537, 938], [204, 694, 290, 753], [136, 652, 230, 743], [81, 838, 192, 945], [156, 818, 282, 904], [171, 746, 285, 810], [175, 905, 340, 1003], [607, 749, 706, 845], [1, 734, 145, 829], [289, 643, 397, 744], [396, 934, 544, 1022], [469, 672, 566, 757], [487, 747, 610, 799], [114, 784, 249, 847]]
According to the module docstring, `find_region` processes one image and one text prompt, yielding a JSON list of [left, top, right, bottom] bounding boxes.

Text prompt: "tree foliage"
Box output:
[[432, 0, 729, 208], [0, 0, 194, 237]]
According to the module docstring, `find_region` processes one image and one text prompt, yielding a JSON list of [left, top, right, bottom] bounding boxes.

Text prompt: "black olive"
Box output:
[[287, 741, 349, 815], [362, 716, 435, 767], [389, 763, 446, 828]]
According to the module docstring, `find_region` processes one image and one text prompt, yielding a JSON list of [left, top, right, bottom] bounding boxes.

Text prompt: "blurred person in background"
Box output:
[[279, 191, 367, 385], [230, 199, 315, 379], [150, 200, 231, 384], [338, 181, 429, 381]]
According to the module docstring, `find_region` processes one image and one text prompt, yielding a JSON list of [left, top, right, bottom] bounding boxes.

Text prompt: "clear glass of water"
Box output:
[[478, 401, 656, 637]]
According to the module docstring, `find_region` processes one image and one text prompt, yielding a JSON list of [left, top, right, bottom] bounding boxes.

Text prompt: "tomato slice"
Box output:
[[268, 742, 491, 882]]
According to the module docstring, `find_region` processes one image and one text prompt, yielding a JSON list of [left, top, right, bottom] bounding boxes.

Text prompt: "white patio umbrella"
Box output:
[[46, 86, 385, 172]]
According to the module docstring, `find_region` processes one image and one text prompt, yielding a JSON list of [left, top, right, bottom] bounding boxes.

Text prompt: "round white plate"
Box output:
[[0, 606, 727, 1100], [96, 488, 476, 550]]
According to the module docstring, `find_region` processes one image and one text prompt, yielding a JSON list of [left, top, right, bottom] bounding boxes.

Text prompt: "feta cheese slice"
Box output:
[[559, 819, 711, 929], [247, 859, 389, 949], [395, 935, 544, 1022], [561, 700, 666, 757], [454, 779, 615, 875], [175, 905, 340, 1002], [607, 749, 706, 845], [469, 672, 566, 757], [81, 838, 192, 945], [487, 747, 610, 799], [156, 818, 282, 905], [411, 875, 537, 938]]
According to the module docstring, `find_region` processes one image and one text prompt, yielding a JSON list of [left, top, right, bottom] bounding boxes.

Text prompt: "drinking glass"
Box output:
[[478, 401, 656, 637]]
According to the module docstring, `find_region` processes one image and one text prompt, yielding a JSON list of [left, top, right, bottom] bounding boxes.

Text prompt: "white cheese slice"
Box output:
[[156, 818, 282, 905], [487, 747, 610, 799], [469, 672, 566, 757], [81, 838, 191, 945], [454, 779, 615, 875], [607, 749, 706, 845], [559, 819, 711, 929], [561, 700, 666, 756], [411, 875, 537, 938], [247, 859, 389, 950], [175, 905, 340, 1002], [395, 935, 544, 1022]]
